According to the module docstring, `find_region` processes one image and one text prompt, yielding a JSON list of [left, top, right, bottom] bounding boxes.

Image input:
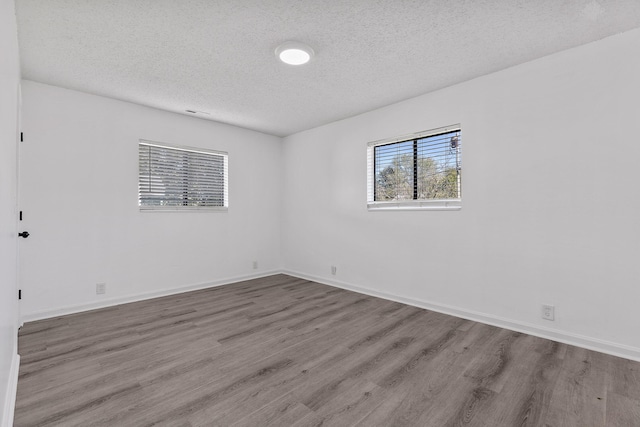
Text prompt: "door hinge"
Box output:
[[20, 132, 23, 142], [19, 210, 22, 221], [18, 289, 22, 300]]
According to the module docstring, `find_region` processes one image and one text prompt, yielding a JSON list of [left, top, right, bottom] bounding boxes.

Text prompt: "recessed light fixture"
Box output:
[[275, 41, 314, 65]]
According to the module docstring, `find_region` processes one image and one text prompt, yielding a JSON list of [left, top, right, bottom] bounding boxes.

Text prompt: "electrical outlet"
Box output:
[[252, 261, 258, 270], [542, 304, 554, 321], [96, 283, 106, 295], [331, 265, 337, 275]]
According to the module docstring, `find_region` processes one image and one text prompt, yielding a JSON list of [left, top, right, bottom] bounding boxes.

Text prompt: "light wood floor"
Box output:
[[15, 274, 640, 426]]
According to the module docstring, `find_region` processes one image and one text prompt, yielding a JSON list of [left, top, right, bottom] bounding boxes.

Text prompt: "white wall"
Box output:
[[282, 28, 640, 359], [19, 81, 282, 319], [0, 0, 21, 424], [14, 23, 640, 363]]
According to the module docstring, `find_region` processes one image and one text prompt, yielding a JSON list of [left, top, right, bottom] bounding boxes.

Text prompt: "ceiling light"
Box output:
[[275, 41, 314, 65]]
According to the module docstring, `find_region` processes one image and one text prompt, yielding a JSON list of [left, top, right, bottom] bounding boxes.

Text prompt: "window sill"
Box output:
[[367, 201, 461, 211], [139, 207, 228, 212]]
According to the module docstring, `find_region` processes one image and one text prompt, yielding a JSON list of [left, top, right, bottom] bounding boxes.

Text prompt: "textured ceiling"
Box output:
[[15, 0, 640, 137]]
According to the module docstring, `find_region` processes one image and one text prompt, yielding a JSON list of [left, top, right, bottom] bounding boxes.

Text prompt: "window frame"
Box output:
[[367, 124, 461, 211], [138, 139, 228, 212]]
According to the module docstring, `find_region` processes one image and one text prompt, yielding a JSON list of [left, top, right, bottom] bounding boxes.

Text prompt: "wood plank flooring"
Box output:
[[14, 274, 640, 426]]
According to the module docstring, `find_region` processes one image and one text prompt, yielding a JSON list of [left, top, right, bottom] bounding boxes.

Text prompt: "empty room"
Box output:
[[2, 0, 640, 425]]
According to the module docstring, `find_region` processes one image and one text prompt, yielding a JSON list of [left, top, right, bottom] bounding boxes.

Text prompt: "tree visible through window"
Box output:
[[368, 127, 461, 209]]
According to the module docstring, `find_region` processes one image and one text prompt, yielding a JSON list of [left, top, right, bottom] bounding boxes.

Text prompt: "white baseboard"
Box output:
[[21, 270, 281, 323], [19, 268, 640, 362], [2, 353, 19, 427], [283, 269, 640, 362]]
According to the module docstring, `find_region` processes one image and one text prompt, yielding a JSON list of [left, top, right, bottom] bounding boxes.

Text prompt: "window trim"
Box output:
[[138, 139, 228, 212], [367, 124, 461, 211]]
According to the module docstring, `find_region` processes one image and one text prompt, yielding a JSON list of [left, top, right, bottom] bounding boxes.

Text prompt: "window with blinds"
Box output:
[[367, 125, 461, 210], [138, 140, 228, 211]]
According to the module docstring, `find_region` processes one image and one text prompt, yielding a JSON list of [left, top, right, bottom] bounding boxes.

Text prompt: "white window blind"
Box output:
[[138, 140, 228, 210], [367, 125, 461, 210]]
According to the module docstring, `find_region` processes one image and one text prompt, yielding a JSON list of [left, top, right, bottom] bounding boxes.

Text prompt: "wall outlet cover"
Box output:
[[542, 304, 555, 321]]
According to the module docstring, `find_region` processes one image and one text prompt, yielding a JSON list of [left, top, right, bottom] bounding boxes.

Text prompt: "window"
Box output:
[[367, 125, 461, 210], [138, 140, 228, 211]]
